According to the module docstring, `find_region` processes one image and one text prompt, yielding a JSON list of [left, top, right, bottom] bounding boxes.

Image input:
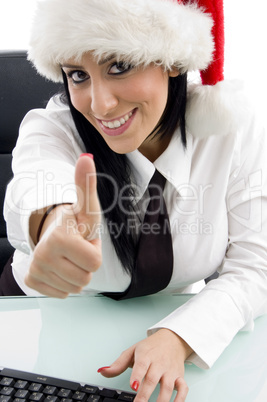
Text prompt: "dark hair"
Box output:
[[61, 70, 187, 277]]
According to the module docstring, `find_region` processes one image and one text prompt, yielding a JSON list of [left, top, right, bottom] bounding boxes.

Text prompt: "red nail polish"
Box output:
[[131, 381, 139, 391], [97, 366, 110, 373], [80, 153, 94, 159]]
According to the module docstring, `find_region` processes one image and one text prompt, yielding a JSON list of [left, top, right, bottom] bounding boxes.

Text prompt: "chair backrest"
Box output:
[[0, 50, 62, 273]]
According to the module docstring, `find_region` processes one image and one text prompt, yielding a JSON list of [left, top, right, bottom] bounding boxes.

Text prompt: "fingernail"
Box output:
[[80, 153, 94, 159], [131, 381, 139, 391], [97, 366, 111, 373]]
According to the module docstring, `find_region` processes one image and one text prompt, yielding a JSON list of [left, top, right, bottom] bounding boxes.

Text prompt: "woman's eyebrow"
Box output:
[[61, 55, 116, 69], [60, 63, 84, 69], [98, 55, 116, 65]]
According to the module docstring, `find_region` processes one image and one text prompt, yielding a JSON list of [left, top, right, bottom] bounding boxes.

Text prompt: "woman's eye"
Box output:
[[67, 70, 88, 83], [109, 62, 133, 75]]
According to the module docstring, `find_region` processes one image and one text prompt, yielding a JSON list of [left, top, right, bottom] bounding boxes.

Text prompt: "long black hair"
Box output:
[[61, 70, 187, 276]]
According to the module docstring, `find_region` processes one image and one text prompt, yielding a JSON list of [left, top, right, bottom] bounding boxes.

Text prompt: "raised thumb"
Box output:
[[74, 153, 101, 239]]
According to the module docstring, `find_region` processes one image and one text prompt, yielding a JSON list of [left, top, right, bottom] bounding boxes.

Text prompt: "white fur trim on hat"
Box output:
[[186, 80, 250, 138], [28, 0, 214, 83]]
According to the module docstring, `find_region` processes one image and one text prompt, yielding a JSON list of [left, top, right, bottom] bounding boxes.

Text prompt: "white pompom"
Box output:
[[186, 80, 250, 138]]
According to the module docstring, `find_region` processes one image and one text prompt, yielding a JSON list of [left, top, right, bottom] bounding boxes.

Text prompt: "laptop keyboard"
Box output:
[[0, 368, 136, 402]]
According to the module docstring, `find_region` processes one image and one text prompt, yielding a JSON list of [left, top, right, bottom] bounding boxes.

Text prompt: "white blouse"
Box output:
[[4, 95, 267, 369]]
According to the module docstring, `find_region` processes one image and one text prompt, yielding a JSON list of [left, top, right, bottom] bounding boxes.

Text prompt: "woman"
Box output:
[[3, 0, 267, 401]]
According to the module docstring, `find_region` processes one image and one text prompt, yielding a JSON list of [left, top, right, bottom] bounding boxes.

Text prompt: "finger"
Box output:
[[98, 345, 135, 378], [52, 258, 93, 287], [28, 240, 91, 292], [31, 256, 93, 288], [156, 375, 176, 402], [25, 273, 70, 299], [173, 377, 189, 402], [132, 365, 161, 401], [39, 215, 102, 273], [62, 236, 102, 272], [129, 352, 152, 393], [74, 153, 101, 239], [26, 262, 87, 295]]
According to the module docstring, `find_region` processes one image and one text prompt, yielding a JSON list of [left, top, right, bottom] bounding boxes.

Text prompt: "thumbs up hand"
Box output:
[[25, 154, 102, 298]]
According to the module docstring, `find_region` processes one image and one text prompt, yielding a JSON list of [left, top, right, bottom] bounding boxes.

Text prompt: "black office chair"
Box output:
[[0, 50, 62, 275]]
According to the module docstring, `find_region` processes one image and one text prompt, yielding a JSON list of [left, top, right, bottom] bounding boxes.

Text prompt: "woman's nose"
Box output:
[[90, 80, 119, 116]]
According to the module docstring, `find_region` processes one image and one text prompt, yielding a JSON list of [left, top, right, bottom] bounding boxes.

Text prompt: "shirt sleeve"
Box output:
[[148, 112, 267, 369], [4, 96, 85, 254]]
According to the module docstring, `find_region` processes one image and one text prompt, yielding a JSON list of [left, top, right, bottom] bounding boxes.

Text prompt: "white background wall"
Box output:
[[0, 0, 266, 118]]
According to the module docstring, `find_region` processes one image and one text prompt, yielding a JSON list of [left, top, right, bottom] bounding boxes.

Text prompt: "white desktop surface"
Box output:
[[0, 294, 267, 401]]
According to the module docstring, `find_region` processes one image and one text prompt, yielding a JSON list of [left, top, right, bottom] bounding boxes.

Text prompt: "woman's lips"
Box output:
[[97, 109, 136, 136]]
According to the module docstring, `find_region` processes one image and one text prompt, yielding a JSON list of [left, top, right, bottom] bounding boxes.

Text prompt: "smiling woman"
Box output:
[[1, 1, 267, 402], [61, 54, 178, 160]]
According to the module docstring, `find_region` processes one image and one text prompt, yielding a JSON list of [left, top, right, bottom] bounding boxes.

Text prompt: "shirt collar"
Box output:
[[126, 129, 193, 199]]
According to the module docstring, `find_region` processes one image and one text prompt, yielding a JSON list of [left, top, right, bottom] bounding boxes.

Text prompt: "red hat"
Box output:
[[194, 0, 225, 86]]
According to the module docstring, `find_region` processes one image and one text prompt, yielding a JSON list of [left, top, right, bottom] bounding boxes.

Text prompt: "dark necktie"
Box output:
[[104, 169, 174, 300]]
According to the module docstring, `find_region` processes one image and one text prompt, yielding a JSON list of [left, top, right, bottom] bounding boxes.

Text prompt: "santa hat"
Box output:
[[28, 0, 243, 138]]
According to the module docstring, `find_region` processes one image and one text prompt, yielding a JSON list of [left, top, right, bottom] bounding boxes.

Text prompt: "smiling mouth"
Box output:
[[101, 111, 133, 129]]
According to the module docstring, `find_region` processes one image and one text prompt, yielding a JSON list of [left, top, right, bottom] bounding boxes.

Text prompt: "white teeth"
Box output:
[[101, 111, 133, 129], [114, 120, 121, 128]]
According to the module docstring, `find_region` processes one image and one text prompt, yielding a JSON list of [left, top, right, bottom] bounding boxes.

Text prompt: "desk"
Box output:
[[0, 295, 267, 401]]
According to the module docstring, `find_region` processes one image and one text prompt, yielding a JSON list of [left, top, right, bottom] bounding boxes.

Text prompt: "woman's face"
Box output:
[[62, 53, 178, 161]]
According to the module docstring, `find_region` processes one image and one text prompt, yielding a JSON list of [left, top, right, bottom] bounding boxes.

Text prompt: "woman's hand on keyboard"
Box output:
[[25, 154, 102, 298], [98, 328, 192, 401]]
